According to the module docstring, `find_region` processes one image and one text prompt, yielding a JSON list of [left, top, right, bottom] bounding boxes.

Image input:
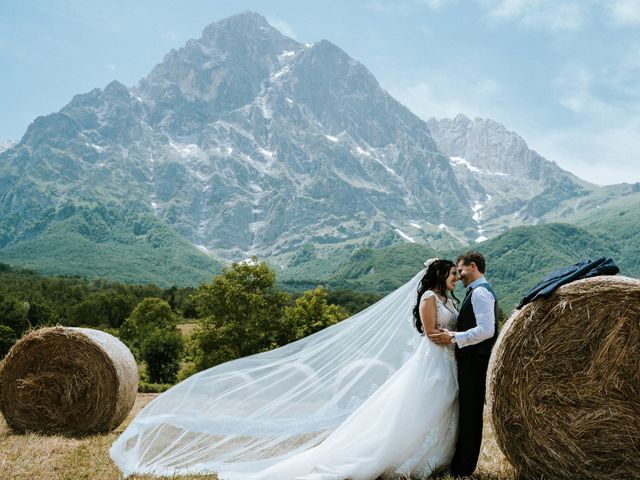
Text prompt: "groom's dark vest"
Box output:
[[455, 282, 499, 358]]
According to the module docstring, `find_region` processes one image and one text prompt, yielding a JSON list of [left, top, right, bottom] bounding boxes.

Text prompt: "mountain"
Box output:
[[0, 11, 638, 286], [0, 12, 469, 267], [426, 115, 640, 241]]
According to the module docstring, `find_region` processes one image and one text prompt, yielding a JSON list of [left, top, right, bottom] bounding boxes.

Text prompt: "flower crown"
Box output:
[[423, 257, 440, 269]]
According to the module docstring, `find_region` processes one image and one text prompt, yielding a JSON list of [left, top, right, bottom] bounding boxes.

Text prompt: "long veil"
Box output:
[[110, 269, 427, 477]]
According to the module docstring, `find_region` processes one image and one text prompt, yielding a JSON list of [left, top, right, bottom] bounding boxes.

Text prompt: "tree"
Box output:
[[120, 297, 184, 384], [281, 287, 349, 343], [119, 297, 179, 358], [326, 289, 383, 315], [192, 259, 290, 370], [0, 325, 18, 358], [141, 330, 183, 384], [26, 301, 60, 328], [68, 292, 135, 328], [0, 297, 28, 335]]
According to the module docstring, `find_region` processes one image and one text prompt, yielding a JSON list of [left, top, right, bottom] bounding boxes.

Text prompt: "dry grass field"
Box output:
[[0, 393, 514, 480]]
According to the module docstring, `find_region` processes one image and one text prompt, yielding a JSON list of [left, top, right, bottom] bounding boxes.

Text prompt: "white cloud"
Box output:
[[606, 0, 640, 26], [366, 1, 412, 15], [526, 116, 640, 185], [391, 82, 473, 119], [104, 64, 116, 72], [390, 74, 501, 121], [554, 65, 597, 113], [266, 16, 297, 39], [414, 0, 457, 9], [478, 1, 640, 30], [553, 59, 640, 116], [479, 0, 588, 31], [367, 0, 456, 15], [482, 0, 535, 18]]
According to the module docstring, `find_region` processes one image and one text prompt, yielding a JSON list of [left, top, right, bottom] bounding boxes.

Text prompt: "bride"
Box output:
[[111, 259, 460, 479]]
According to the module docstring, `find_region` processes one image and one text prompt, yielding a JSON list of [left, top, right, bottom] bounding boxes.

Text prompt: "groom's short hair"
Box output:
[[457, 251, 486, 274]]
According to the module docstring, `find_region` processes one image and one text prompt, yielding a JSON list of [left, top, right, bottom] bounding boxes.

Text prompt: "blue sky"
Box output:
[[2, 0, 639, 184]]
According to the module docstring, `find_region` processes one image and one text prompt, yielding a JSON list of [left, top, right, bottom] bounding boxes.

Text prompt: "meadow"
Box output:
[[0, 393, 514, 480]]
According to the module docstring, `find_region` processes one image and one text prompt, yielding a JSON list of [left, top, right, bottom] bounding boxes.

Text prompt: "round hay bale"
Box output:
[[488, 276, 640, 480], [0, 326, 137, 436]]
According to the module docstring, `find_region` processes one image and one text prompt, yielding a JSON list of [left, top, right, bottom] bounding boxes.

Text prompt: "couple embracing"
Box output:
[[245, 251, 500, 479], [419, 251, 500, 478]]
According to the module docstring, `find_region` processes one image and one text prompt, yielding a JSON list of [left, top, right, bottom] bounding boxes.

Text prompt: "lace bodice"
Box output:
[[420, 290, 458, 330]]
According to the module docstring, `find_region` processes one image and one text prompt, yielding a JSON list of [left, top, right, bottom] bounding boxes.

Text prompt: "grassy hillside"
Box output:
[[284, 222, 625, 315], [565, 192, 640, 276], [279, 242, 440, 293], [0, 203, 221, 287]]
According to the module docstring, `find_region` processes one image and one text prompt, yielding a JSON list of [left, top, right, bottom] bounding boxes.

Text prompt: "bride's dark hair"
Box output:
[[413, 259, 458, 334]]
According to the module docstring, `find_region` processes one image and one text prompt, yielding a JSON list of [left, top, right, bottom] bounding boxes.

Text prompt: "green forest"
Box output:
[[0, 260, 378, 391]]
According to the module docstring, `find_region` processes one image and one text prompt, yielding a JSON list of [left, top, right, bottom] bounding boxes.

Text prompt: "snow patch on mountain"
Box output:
[[258, 147, 275, 159], [195, 245, 214, 257], [395, 228, 415, 243], [354, 146, 371, 157], [89, 143, 107, 153], [472, 202, 483, 223], [169, 142, 202, 158], [0, 140, 17, 153], [450, 156, 508, 176]]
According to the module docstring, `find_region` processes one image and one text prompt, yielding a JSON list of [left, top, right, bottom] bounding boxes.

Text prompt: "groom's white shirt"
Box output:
[[455, 276, 496, 349]]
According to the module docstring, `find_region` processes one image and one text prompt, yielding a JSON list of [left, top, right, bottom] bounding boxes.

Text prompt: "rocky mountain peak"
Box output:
[[201, 11, 286, 44], [137, 11, 299, 111], [103, 80, 131, 100], [427, 114, 561, 181]]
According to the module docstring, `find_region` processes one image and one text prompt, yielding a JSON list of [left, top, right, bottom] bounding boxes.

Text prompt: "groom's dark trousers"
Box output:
[[450, 284, 499, 477], [450, 354, 490, 476]]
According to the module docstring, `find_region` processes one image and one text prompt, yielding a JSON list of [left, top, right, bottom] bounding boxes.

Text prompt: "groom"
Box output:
[[429, 251, 500, 478]]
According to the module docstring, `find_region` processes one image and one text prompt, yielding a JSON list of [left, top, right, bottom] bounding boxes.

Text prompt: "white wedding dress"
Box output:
[[111, 272, 459, 479], [246, 291, 459, 480]]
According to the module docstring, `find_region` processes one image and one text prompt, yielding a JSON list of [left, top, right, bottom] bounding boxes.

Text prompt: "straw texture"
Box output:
[[488, 276, 640, 480], [0, 326, 137, 436]]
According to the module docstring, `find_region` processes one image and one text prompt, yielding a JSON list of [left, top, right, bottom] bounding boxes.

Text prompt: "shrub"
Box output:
[[0, 325, 17, 358], [141, 329, 183, 384], [138, 381, 173, 393]]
